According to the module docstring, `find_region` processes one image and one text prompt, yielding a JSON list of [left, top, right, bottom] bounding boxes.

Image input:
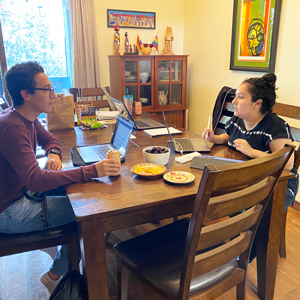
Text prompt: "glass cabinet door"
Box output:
[[171, 61, 182, 82], [171, 84, 182, 104], [158, 84, 169, 106], [158, 61, 170, 82], [125, 61, 137, 83], [139, 60, 151, 83]]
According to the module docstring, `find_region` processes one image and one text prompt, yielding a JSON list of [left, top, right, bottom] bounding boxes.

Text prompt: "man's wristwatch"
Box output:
[[49, 149, 61, 157]]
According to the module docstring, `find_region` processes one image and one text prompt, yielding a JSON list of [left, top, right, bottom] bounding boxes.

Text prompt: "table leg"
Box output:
[[80, 220, 109, 300], [257, 180, 287, 300]]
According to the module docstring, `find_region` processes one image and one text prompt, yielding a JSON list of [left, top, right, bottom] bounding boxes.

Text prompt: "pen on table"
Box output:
[[206, 115, 211, 140], [130, 139, 140, 147]]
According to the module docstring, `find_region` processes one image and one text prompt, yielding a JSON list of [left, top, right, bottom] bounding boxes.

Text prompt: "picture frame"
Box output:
[[107, 9, 156, 29], [230, 0, 282, 72]]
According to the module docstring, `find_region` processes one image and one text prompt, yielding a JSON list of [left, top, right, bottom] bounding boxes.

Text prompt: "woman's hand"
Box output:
[[202, 128, 215, 142], [45, 153, 62, 170], [94, 159, 121, 177], [233, 139, 255, 157]]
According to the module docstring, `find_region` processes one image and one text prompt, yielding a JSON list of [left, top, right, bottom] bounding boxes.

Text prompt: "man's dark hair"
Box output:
[[5, 61, 44, 107]]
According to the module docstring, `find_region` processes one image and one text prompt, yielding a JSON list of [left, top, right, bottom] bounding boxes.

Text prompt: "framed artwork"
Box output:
[[107, 9, 156, 29], [230, 0, 282, 72]]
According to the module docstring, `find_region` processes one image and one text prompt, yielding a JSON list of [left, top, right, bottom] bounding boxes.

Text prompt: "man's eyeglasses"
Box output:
[[32, 87, 55, 97]]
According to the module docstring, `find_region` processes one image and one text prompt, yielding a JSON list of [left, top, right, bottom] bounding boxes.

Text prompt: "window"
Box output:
[[0, 0, 72, 93]]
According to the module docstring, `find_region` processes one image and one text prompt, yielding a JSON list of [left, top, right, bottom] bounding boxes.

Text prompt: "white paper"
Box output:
[[143, 127, 182, 137]]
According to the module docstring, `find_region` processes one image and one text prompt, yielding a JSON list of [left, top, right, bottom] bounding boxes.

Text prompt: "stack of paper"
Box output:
[[143, 127, 182, 137], [96, 111, 119, 120]]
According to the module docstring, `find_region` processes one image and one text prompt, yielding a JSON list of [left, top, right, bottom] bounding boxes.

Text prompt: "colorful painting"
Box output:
[[230, 0, 282, 72], [107, 9, 155, 29]]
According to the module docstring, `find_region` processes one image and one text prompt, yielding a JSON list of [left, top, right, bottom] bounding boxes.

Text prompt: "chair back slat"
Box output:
[[192, 231, 252, 278], [272, 102, 300, 120], [205, 177, 275, 221], [210, 150, 290, 196], [198, 204, 262, 251], [177, 145, 294, 299], [69, 86, 111, 102]]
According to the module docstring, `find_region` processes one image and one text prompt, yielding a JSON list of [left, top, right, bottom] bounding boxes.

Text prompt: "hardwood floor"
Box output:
[[1, 207, 300, 300]]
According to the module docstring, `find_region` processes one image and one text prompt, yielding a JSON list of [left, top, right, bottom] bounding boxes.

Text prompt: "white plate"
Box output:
[[163, 171, 195, 184]]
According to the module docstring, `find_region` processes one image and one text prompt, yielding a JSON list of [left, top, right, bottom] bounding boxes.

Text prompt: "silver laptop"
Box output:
[[76, 114, 134, 164], [112, 98, 165, 130], [162, 112, 210, 153]]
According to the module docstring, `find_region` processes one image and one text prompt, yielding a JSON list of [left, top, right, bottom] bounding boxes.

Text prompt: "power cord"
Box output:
[[167, 140, 184, 156]]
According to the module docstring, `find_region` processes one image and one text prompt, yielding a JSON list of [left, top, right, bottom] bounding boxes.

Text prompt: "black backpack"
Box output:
[[49, 269, 88, 300]]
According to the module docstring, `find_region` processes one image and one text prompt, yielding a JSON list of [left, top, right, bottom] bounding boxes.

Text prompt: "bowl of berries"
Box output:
[[143, 146, 170, 165]]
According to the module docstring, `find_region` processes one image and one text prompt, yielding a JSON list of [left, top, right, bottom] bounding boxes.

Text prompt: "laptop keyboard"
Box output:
[[135, 120, 150, 128], [93, 145, 113, 159], [174, 138, 195, 151]]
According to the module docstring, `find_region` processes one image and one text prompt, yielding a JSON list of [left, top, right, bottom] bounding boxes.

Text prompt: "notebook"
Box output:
[[112, 98, 166, 130], [162, 112, 210, 153], [190, 155, 243, 170], [75, 114, 134, 164]]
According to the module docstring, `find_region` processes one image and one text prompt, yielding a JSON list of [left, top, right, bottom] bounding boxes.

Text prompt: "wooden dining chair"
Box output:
[[212, 86, 236, 135], [114, 145, 294, 300], [0, 222, 80, 271], [69, 86, 114, 110], [272, 102, 300, 258]]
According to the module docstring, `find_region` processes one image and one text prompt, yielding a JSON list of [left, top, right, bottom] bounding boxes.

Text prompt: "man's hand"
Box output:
[[95, 159, 121, 177], [45, 153, 62, 170]]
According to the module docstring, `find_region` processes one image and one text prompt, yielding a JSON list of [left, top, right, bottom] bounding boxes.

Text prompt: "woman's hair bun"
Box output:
[[262, 73, 277, 89]]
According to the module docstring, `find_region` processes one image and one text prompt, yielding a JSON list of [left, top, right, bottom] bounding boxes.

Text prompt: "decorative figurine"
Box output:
[[163, 26, 174, 55], [129, 44, 133, 53], [114, 25, 120, 55], [125, 32, 129, 53], [133, 44, 137, 54]]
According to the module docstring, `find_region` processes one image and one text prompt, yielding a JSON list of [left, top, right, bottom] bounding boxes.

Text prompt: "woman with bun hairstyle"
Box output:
[[203, 73, 299, 212]]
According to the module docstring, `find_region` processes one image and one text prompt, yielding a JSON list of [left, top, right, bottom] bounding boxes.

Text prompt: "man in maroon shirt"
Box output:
[[0, 61, 120, 294]]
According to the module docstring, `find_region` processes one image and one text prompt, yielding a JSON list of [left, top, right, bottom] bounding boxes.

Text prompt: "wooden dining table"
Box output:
[[52, 123, 294, 300]]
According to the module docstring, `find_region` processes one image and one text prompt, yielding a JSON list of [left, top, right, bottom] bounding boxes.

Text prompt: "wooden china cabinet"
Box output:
[[108, 55, 188, 128]]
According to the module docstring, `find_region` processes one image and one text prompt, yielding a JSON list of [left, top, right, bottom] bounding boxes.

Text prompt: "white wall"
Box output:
[[184, 0, 300, 133], [93, 0, 185, 87]]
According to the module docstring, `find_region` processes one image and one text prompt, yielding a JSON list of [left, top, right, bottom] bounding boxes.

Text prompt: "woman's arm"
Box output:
[[234, 138, 295, 171], [269, 138, 295, 171]]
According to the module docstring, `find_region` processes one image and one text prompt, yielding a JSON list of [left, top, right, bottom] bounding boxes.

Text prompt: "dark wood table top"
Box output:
[[52, 126, 293, 222]]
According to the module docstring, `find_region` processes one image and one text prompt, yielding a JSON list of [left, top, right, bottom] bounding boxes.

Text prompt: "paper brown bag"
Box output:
[[46, 95, 75, 131]]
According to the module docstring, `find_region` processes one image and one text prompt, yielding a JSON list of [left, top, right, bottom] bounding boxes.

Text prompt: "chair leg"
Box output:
[[69, 233, 80, 271], [279, 210, 288, 258], [117, 256, 129, 300], [236, 279, 246, 300]]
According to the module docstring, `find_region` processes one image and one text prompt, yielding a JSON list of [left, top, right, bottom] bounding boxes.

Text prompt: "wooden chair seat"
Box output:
[[0, 222, 79, 270], [114, 146, 294, 300], [115, 218, 239, 298]]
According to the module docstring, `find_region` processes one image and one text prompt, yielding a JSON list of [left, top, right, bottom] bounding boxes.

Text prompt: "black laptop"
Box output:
[[112, 98, 165, 130], [75, 114, 134, 164]]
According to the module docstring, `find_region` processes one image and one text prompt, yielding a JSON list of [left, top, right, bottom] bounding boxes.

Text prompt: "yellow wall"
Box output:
[[94, 0, 184, 87], [184, 0, 300, 133], [94, 0, 300, 132]]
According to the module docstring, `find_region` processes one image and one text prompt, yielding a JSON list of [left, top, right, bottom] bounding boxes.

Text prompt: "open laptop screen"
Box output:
[[111, 115, 133, 157]]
